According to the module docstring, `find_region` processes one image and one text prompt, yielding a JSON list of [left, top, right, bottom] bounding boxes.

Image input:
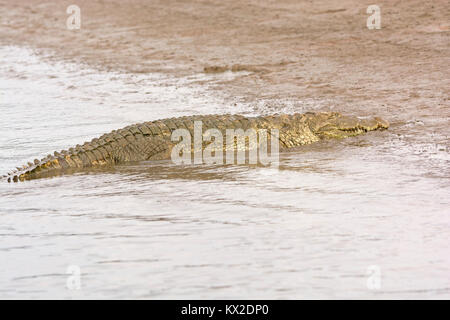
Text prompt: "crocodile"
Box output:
[[4, 112, 389, 182]]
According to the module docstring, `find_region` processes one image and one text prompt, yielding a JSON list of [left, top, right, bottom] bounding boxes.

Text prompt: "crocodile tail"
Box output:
[[5, 151, 83, 182], [5, 138, 115, 182], [4, 122, 157, 182]]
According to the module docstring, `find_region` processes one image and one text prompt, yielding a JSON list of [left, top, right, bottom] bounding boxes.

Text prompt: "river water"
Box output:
[[0, 45, 449, 299]]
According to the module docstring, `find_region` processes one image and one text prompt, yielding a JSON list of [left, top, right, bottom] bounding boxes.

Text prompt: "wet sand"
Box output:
[[1, 0, 449, 120]]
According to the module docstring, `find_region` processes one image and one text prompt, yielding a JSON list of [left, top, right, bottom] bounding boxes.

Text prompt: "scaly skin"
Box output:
[[4, 112, 389, 182]]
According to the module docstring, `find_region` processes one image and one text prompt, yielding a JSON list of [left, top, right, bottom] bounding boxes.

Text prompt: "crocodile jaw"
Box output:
[[315, 115, 389, 139]]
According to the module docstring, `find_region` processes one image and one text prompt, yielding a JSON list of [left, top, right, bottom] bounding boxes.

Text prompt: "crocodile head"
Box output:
[[309, 112, 389, 139]]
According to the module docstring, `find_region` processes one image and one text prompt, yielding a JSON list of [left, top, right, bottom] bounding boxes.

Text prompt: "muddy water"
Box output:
[[0, 46, 449, 299]]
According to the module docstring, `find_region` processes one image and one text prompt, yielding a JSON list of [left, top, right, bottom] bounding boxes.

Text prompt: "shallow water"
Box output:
[[0, 46, 449, 299]]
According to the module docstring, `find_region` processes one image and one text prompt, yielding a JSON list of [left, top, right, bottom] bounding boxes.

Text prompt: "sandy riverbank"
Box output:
[[1, 0, 449, 124]]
